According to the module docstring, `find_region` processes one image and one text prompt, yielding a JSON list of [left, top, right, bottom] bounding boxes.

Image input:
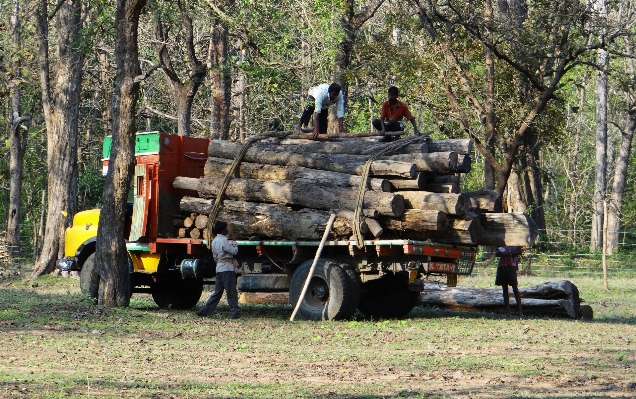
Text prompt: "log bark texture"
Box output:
[[387, 173, 426, 190], [465, 189, 503, 212], [204, 157, 390, 191], [424, 182, 460, 194], [476, 213, 538, 247], [207, 140, 416, 177], [244, 141, 428, 155], [418, 214, 484, 245], [380, 210, 448, 232], [396, 191, 469, 215], [419, 280, 589, 319], [174, 176, 404, 217], [426, 139, 472, 155]]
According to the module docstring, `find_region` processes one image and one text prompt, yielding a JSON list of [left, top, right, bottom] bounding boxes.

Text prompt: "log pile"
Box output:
[[173, 134, 538, 246]]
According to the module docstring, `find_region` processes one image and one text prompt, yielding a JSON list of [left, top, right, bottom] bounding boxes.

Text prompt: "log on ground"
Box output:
[[419, 280, 589, 319]]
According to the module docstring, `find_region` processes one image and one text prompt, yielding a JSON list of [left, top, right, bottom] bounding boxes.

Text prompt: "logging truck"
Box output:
[[57, 131, 477, 320]]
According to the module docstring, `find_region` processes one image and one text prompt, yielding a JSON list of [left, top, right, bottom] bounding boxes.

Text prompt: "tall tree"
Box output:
[[94, 0, 147, 306], [153, 2, 206, 137], [31, 0, 85, 278], [7, 0, 31, 260], [606, 37, 636, 253], [590, 0, 609, 252]]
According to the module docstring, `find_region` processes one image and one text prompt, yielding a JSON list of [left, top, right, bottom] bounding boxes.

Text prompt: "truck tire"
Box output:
[[79, 253, 100, 300], [340, 263, 362, 319], [289, 259, 353, 321], [151, 277, 203, 309], [358, 273, 420, 319]]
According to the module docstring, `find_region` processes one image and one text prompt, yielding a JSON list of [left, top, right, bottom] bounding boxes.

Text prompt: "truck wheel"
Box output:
[[340, 263, 362, 319], [79, 253, 100, 300], [358, 273, 420, 319], [151, 277, 203, 309], [289, 259, 353, 321]]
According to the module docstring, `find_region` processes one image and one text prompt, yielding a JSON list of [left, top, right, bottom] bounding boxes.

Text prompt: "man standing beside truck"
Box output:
[[197, 221, 241, 319], [495, 246, 524, 319]]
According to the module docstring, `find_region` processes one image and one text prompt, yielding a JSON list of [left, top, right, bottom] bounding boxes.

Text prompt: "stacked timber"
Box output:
[[173, 134, 538, 247]]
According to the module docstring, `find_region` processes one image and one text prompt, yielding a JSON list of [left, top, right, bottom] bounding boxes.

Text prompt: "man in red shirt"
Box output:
[[495, 246, 524, 318], [372, 86, 420, 142]]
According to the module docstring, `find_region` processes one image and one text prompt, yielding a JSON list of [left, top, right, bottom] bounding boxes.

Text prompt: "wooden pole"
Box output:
[[290, 214, 336, 321], [602, 200, 609, 291]]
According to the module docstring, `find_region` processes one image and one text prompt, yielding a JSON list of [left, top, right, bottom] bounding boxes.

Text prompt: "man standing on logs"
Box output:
[[197, 221, 241, 319], [495, 246, 524, 319], [372, 86, 420, 142], [295, 83, 345, 139]]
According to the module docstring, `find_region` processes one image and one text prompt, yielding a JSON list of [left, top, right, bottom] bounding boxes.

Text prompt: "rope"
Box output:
[[351, 135, 427, 248], [205, 131, 291, 247]]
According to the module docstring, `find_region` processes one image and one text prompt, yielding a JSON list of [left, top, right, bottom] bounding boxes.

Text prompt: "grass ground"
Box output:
[[1, 262, 635, 399]]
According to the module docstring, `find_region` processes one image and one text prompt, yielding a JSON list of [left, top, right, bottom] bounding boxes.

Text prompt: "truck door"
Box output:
[[129, 164, 152, 241]]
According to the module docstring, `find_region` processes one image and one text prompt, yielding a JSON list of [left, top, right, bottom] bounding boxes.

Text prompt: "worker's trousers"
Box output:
[[199, 271, 241, 318]]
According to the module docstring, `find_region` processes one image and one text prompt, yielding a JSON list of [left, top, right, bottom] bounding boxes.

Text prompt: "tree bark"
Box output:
[[94, 0, 147, 307], [419, 280, 588, 319], [476, 213, 538, 247], [31, 0, 83, 278], [208, 17, 231, 140], [7, 0, 30, 260], [154, 10, 207, 137], [251, 141, 428, 155], [380, 209, 448, 233], [415, 213, 483, 245], [464, 189, 503, 213], [204, 157, 391, 191], [591, 0, 609, 252], [426, 139, 473, 155], [207, 140, 416, 177], [387, 173, 426, 190], [174, 176, 405, 217], [396, 191, 469, 215]]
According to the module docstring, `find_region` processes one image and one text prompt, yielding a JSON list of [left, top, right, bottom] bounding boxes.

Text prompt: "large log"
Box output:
[[207, 140, 416, 177], [380, 209, 448, 232], [419, 213, 484, 245], [242, 141, 428, 155], [396, 191, 469, 215], [456, 155, 471, 173], [425, 174, 460, 185], [204, 157, 391, 191], [423, 182, 460, 194], [179, 198, 375, 240], [177, 176, 405, 217], [387, 173, 426, 190], [477, 213, 538, 247], [379, 152, 458, 173], [419, 280, 590, 319], [426, 139, 472, 155], [465, 189, 502, 213]]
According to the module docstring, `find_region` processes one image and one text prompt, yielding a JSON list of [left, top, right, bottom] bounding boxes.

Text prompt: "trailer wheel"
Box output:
[[289, 259, 353, 320], [79, 253, 100, 300], [340, 263, 362, 319], [151, 277, 203, 309], [358, 273, 420, 319]]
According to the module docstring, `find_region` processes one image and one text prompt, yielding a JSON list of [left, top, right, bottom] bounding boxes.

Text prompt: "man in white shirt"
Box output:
[[295, 83, 345, 139], [197, 221, 241, 319]]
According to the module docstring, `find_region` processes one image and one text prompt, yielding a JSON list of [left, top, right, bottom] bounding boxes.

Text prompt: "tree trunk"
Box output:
[[606, 103, 636, 253], [208, 20, 231, 140], [396, 191, 469, 215], [568, 69, 588, 244], [206, 140, 416, 177], [414, 213, 483, 245], [506, 163, 526, 213], [31, 0, 83, 278], [523, 131, 546, 231], [477, 213, 538, 247], [204, 157, 391, 191], [174, 176, 405, 217], [483, 0, 496, 190], [380, 209, 449, 232], [94, 0, 146, 307], [252, 141, 428, 155], [591, 0, 609, 252], [420, 280, 588, 319]]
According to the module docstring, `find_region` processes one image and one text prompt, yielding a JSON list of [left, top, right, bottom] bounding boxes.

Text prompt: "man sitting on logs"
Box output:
[[495, 246, 524, 319], [295, 83, 345, 139], [372, 86, 420, 142]]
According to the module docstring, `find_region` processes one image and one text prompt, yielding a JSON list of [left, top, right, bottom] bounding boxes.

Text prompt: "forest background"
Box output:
[[2, 0, 636, 279]]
